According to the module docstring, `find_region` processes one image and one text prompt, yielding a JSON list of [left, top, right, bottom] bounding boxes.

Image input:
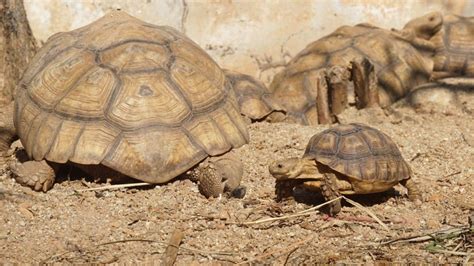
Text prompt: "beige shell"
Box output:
[[304, 123, 411, 182], [269, 24, 433, 125], [431, 14, 474, 77], [13, 11, 249, 184], [224, 70, 278, 121]]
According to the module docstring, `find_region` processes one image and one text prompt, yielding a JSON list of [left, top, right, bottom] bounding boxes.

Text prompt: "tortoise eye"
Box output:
[[277, 164, 283, 168]]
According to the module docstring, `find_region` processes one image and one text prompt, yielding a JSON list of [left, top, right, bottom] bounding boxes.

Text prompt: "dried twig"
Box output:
[[42, 238, 236, 263], [410, 152, 422, 162], [341, 196, 391, 232], [283, 245, 299, 265], [442, 170, 462, 178], [379, 227, 470, 245], [161, 228, 185, 266], [464, 254, 472, 264], [239, 196, 343, 225], [75, 182, 153, 192], [428, 249, 472, 256], [237, 236, 313, 264]]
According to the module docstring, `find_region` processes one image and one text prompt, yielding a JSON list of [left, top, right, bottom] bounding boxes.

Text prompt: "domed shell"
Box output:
[[269, 24, 432, 125], [224, 69, 279, 121], [303, 123, 411, 182], [431, 14, 474, 77], [13, 11, 249, 184]]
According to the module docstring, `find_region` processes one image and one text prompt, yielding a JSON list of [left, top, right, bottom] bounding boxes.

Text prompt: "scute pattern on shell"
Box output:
[[13, 11, 249, 184], [432, 14, 474, 76], [224, 70, 277, 120], [269, 24, 432, 125], [304, 123, 411, 182]]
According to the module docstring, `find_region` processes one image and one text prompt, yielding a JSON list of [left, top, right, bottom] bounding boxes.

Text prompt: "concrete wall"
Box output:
[[23, 0, 474, 83]]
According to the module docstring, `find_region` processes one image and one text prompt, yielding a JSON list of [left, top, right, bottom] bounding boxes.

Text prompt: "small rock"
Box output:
[[427, 193, 444, 202], [426, 218, 441, 229]]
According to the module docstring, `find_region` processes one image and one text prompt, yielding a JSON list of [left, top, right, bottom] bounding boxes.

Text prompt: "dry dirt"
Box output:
[[0, 97, 473, 264]]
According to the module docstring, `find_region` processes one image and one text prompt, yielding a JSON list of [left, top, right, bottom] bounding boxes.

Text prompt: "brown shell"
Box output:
[[224, 70, 278, 120], [303, 123, 411, 182], [269, 24, 432, 125], [13, 11, 249, 184], [431, 14, 474, 77]]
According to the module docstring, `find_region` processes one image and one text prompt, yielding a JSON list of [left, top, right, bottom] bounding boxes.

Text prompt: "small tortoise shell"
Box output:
[[304, 123, 411, 182]]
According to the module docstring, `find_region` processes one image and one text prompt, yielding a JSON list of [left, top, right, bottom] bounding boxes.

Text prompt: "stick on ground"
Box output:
[[161, 228, 185, 266], [342, 196, 391, 232], [240, 196, 343, 225], [75, 182, 153, 192]]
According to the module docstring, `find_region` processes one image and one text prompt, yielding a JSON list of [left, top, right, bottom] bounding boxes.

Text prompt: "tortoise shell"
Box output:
[[304, 123, 411, 182], [269, 24, 433, 125], [431, 14, 474, 77], [13, 11, 249, 184], [224, 70, 278, 121]]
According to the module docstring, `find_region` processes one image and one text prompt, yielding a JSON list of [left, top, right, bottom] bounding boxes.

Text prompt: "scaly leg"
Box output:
[[400, 178, 422, 203], [9, 149, 56, 192], [321, 172, 342, 216], [191, 151, 246, 199]]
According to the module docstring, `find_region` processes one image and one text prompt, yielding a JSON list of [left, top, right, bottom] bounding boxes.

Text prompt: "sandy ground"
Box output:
[[0, 95, 473, 264]]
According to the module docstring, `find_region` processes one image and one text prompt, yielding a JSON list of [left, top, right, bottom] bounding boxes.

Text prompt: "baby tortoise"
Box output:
[[269, 123, 421, 215]]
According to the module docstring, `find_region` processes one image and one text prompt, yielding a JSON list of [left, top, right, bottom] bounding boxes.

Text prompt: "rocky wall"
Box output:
[[23, 0, 474, 83]]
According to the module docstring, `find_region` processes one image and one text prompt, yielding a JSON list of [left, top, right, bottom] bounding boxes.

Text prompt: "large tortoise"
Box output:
[[7, 11, 250, 198], [267, 23, 434, 125], [269, 123, 420, 215], [401, 12, 474, 78]]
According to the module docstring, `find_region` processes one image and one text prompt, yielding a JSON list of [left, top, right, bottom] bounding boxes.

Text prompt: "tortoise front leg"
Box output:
[[321, 172, 342, 216], [275, 179, 301, 202]]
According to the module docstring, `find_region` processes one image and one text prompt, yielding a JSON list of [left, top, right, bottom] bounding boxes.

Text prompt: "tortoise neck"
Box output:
[[297, 157, 319, 176]]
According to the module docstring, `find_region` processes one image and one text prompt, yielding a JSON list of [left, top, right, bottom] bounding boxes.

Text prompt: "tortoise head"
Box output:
[[269, 157, 320, 180], [403, 11, 443, 40]]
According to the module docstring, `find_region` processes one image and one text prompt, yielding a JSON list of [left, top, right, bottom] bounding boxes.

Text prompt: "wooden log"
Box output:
[[327, 65, 350, 115], [0, 0, 37, 167], [0, 0, 37, 106], [351, 58, 379, 109], [161, 228, 185, 266], [316, 72, 332, 124]]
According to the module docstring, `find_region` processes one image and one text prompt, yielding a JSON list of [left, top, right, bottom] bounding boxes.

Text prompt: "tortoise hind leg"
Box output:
[[400, 178, 422, 202], [9, 149, 56, 192], [191, 151, 246, 199]]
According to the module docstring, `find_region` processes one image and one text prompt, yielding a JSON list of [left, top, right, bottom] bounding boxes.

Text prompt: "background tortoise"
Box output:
[[405, 77, 473, 114], [401, 12, 474, 79], [269, 123, 420, 215], [267, 23, 433, 125], [224, 69, 281, 122], [8, 11, 250, 198]]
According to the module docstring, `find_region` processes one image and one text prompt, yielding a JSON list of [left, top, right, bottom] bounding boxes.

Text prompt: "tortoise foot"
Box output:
[[326, 199, 342, 216], [9, 150, 55, 192]]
